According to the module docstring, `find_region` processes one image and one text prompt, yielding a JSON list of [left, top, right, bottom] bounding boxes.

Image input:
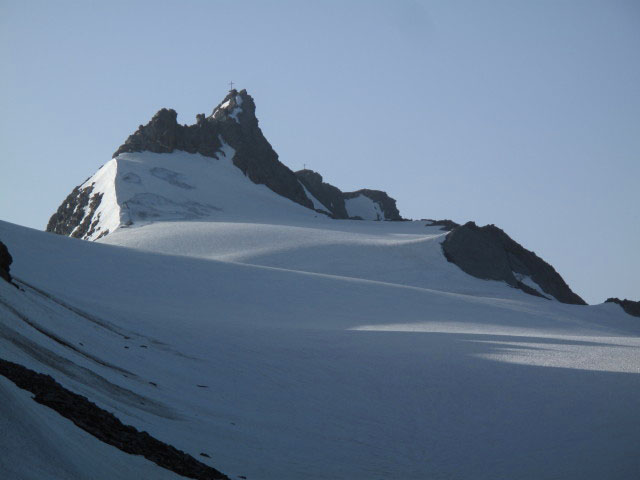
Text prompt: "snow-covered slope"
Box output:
[[2, 219, 639, 479], [8, 89, 639, 478], [48, 147, 325, 241]]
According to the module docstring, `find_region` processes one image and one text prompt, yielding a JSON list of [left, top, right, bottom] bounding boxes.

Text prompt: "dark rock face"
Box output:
[[47, 184, 100, 237], [113, 107, 223, 159], [605, 298, 640, 317], [0, 358, 229, 480], [424, 219, 460, 231], [113, 89, 313, 211], [295, 169, 347, 217], [442, 222, 586, 305], [295, 169, 402, 220], [0, 240, 13, 283]]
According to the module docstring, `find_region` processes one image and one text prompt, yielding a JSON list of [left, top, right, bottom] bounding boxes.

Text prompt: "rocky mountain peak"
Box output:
[[209, 89, 256, 127], [47, 89, 407, 241]]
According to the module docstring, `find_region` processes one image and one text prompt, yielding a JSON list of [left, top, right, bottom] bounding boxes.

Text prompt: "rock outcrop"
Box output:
[[442, 222, 586, 305], [0, 358, 229, 480], [295, 169, 348, 217], [47, 184, 103, 237], [424, 219, 459, 231], [0, 240, 13, 283], [295, 169, 402, 220], [605, 298, 640, 317]]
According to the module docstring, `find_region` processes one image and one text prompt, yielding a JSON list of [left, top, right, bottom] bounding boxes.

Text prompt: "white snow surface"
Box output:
[[73, 159, 120, 240], [344, 193, 385, 220], [77, 149, 325, 239], [515, 272, 547, 296], [2, 150, 640, 479]]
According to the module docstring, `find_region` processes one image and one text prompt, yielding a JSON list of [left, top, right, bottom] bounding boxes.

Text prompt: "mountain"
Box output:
[[2, 89, 639, 479], [46, 89, 402, 241], [45, 89, 586, 306]]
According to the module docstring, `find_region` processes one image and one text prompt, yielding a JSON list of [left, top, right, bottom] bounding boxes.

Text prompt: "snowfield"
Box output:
[[1, 150, 639, 479]]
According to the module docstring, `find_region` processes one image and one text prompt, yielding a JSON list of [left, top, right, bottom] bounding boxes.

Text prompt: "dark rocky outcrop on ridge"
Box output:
[[113, 89, 313, 211], [295, 169, 348, 217], [295, 169, 402, 220], [343, 189, 402, 221], [0, 240, 13, 283], [605, 298, 640, 317], [424, 219, 460, 231], [47, 184, 104, 238], [0, 358, 229, 480], [442, 222, 586, 305]]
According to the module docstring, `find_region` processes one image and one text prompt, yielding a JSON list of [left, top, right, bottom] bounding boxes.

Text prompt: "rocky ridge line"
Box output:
[[605, 298, 640, 317], [442, 221, 586, 305], [295, 169, 402, 220], [0, 358, 229, 480]]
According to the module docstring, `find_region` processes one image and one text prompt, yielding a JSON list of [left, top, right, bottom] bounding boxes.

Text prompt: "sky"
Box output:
[[1, 0, 638, 304]]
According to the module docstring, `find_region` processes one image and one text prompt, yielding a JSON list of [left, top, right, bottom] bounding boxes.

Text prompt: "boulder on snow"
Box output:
[[441, 221, 586, 305], [605, 298, 640, 318]]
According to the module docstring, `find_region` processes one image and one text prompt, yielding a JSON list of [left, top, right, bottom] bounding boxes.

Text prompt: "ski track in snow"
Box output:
[[1, 150, 639, 479]]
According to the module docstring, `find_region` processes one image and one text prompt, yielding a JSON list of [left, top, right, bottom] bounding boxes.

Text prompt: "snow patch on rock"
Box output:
[[299, 181, 330, 213], [345, 194, 384, 220]]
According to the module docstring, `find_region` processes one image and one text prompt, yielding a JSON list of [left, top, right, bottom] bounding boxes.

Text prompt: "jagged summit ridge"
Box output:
[[112, 89, 312, 211]]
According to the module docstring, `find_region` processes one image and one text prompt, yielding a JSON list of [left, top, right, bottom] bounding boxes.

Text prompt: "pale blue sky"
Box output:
[[1, 0, 638, 304]]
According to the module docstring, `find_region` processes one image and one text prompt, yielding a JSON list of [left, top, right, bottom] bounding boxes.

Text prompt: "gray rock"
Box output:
[[295, 169, 347, 218], [605, 298, 640, 317], [442, 221, 586, 305], [424, 219, 459, 231], [0, 358, 229, 479], [46, 184, 103, 238]]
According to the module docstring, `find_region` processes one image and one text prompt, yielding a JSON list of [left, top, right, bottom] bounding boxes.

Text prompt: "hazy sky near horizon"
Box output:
[[1, 0, 638, 304]]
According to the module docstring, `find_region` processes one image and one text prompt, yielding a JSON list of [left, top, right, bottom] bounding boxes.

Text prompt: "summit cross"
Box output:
[[228, 81, 234, 91]]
